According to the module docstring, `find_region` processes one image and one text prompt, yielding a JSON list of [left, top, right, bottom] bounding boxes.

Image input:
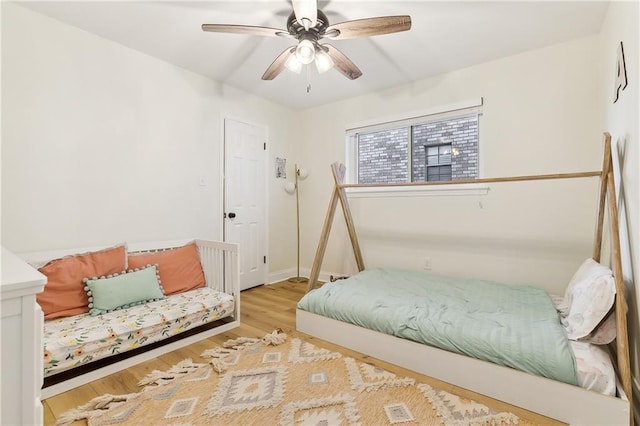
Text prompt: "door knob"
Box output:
[[228, 212, 236, 219]]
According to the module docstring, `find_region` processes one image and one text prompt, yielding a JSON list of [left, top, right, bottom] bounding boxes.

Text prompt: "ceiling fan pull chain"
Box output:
[[306, 65, 312, 93]]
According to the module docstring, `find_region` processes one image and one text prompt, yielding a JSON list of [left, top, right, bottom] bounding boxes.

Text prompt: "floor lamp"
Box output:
[[285, 164, 308, 283]]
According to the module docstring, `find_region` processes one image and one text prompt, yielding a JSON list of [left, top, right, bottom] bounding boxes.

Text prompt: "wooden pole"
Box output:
[[606, 170, 634, 425], [307, 185, 340, 292], [307, 162, 603, 293], [593, 133, 612, 262], [339, 170, 601, 189], [304, 135, 633, 422], [307, 162, 367, 292], [332, 163, 365, 273]]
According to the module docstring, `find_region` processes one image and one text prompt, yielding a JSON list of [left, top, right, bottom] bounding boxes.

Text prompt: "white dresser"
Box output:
[[1, 247, 46, 426]]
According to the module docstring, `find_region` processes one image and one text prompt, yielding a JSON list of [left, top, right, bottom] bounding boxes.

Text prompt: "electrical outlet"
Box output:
[[423, 257, 432, 270]]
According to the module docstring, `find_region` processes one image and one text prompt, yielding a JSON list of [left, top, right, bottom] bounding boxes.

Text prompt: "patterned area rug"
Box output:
[[58, 331, 531, 425]]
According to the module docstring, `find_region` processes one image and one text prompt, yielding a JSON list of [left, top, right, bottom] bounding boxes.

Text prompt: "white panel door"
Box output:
[[224, 118, 267, 290]]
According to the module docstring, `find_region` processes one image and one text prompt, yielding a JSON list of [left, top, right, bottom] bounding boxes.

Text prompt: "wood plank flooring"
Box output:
[[43, 281, 563, 425]]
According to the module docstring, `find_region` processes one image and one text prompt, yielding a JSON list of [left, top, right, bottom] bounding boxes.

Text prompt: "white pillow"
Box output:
[[570, 341, 616, 396], [562, 273, 616, 340], [557, 258, 613, 317], [579, 310, 617, 345]]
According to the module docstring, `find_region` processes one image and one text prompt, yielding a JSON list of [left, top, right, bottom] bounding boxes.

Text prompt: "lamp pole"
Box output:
[[289, 164, 308, 283]]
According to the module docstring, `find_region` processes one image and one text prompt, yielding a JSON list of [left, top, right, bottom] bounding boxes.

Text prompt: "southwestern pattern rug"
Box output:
[[58, 331, 532, 425]]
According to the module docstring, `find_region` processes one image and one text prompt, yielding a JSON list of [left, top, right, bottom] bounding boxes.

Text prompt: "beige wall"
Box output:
[[600, 0, 640, 413], [1, 3, 298, 272], [2, 3, 631, 292], [294, 35, 605, 294], [3, 3, 639, 392]]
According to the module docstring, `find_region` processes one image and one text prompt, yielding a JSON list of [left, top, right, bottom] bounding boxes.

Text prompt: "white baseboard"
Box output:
[[268, 268, 344, 286], [268, 268, 297, 284]]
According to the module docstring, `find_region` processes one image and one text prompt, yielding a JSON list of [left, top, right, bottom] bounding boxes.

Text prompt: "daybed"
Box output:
[[20, 238, 240, 399], [296, 133, 633, 425]]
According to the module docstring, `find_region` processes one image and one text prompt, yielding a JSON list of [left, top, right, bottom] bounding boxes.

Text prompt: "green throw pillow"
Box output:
[[83, 264, 165, 316]]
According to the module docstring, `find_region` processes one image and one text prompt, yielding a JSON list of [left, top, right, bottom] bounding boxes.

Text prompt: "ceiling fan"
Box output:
[[202, 0, 411, 81]]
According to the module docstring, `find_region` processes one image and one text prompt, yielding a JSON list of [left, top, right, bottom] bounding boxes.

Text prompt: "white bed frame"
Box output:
[[20, 238, 240, 399], [297, 133, 633, 425], [297, 309, 629, 424]]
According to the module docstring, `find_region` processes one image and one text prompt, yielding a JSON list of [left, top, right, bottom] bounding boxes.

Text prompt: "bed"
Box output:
[[43, 286, 235, 378], [296, 133, 633, 425], [20, 238, 240, 399]]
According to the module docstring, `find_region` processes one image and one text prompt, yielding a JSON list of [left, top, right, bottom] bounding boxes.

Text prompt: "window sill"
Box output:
[[345, 183, 490, 198]]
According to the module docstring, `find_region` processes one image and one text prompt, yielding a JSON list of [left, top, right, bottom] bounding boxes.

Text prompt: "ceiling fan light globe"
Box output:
[[295, 39, 316, 64], [315, 50, 334, 74], [285, 55, 303, 74]]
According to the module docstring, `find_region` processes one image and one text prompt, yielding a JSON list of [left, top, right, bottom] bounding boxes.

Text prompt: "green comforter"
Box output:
[[298, 268, 577, 385]]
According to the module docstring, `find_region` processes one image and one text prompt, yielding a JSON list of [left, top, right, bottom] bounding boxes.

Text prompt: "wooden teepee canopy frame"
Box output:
[[307, 132, 633, 424]]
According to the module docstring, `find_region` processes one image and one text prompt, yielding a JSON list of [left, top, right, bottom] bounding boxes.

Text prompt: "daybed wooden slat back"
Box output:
[[306, 132, 633, 424], [193, 240, 240, 301]]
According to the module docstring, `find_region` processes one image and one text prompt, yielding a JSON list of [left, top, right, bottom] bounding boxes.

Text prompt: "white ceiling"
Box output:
[[17, 1, 609, 110]]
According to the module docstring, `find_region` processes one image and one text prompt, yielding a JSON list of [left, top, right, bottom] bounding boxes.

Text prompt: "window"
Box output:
[[425, 144, 452, 182], [346, 100, 482, 188]]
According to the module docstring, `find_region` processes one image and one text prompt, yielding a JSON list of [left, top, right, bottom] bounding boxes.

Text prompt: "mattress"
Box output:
[[43, 287, 235, 377], [298, 268, 578, 386]]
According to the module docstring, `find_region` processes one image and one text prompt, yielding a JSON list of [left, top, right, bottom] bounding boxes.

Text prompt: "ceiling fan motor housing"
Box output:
[[287, 10, 330, 41]]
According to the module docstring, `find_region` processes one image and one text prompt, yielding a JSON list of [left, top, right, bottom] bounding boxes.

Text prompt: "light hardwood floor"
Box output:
[[43, 281, 563, 425]]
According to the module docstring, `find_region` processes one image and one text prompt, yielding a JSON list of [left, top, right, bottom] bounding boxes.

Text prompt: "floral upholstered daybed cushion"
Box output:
[[43, 287, 235, 377]]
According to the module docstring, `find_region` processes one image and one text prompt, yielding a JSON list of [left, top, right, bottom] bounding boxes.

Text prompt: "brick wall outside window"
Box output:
[[356, 114, 478, 183], [357, 127, 409, 184], [412, 115, 479, 181]]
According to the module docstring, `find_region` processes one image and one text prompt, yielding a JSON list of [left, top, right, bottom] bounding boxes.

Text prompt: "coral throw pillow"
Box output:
[[36, 245, 127, 320], [127, 243, 206, 295]]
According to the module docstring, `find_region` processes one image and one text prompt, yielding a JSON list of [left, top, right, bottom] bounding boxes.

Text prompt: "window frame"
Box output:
[[345, 98, 488, 198], [424, 143, 453, 182]]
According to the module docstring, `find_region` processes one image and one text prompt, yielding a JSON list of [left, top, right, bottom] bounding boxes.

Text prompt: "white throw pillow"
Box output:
[[571, 341, 616, 396], [562, 273, 616, 340], [579, 310, 617, 345], [557, 258, 613, 317]]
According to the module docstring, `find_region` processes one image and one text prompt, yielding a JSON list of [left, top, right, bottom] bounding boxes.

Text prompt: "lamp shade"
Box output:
[[284, 182, 296, 194], [314, 50, 334, 74], [295, 39, 315, 64], [285, 54, 303, 74]]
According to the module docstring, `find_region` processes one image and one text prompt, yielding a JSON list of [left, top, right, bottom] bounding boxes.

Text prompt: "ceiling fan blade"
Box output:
[[323, 44, 362, 80], [324, 15, 411, 40], [202, 24, 288, 37], [292, 0, 318, 28], [262, 46, 296, 80]]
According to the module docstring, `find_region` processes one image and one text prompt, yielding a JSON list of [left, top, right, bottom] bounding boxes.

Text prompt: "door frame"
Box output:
[[219, 115, 269, 286]]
